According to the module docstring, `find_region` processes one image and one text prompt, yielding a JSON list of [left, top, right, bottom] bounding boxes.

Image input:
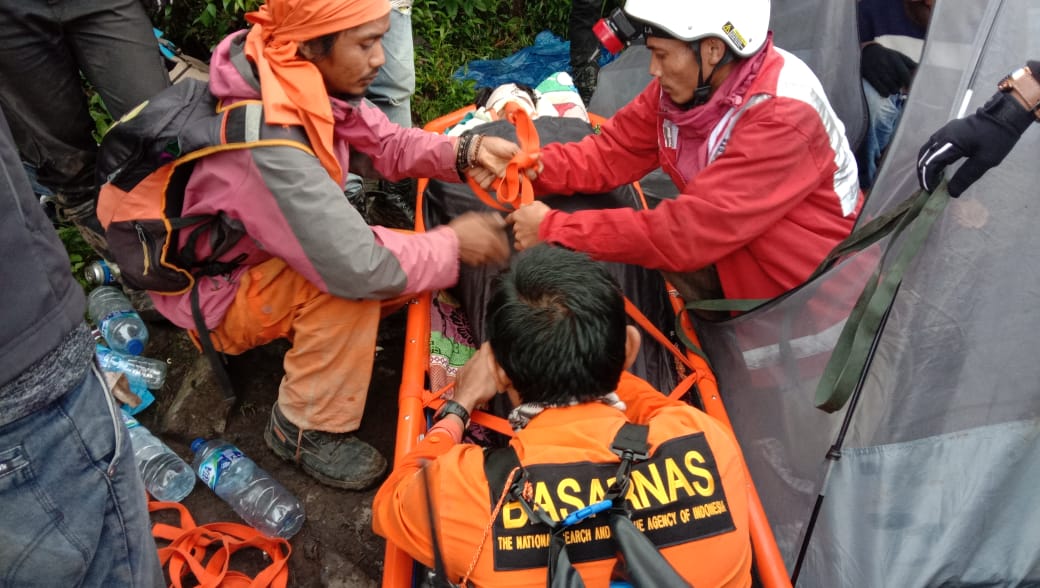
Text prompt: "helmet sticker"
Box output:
[[722, 22, 747, 51]]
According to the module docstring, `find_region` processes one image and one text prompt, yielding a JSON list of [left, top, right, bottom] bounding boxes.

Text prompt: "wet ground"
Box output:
[[139, 310, 410, 587]]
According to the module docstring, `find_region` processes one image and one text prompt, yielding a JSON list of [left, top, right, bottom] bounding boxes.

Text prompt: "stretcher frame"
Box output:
[[382, 106, 792, 588]]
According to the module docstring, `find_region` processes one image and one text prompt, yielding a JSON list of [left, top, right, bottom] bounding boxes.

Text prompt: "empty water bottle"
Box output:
[[122, 411, 195, 502], [96, 344, 167, 389], [87, 286, 149, 355], [191, 438, 305, 539]]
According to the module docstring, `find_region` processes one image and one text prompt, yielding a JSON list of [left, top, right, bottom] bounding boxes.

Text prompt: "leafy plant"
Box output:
[[58, 225, 97, 290], [88, 90, 113, 144], [153, 0, 575, 125], [193, 0, 263, 43]]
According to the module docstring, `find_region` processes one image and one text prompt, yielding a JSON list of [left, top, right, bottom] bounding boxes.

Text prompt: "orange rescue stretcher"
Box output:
[[382, 106, 792, 588]]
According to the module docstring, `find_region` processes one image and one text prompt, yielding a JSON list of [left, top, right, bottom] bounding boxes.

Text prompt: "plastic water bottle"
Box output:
[[191, 438, 305, 539], [122, 411, 195, 502], [96, 344, 167, 389], [87, 286, 149, 355]]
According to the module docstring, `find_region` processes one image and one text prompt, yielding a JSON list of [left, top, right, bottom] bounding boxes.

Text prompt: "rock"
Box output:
[[161, 354, 231, 437]]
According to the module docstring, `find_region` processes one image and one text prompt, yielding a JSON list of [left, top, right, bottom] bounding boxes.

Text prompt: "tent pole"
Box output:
[[791, 301, 894, 584]]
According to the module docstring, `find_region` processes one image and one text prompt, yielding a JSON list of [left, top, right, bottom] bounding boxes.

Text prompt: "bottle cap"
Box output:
[[190, 438, 206, 453], [126, 339, 145, 356]]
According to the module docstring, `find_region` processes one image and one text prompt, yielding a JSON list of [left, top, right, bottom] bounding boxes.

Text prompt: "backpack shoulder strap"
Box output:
[[217, 99, 312, 148], [483, 444, 523, 507]]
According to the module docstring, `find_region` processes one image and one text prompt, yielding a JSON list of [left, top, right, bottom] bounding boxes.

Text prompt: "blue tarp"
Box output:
[[453, 31, 613, 89]]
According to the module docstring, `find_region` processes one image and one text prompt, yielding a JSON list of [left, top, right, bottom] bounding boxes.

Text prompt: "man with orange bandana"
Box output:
[[142, 0, 523, 490], [373, 245, 751, 587]]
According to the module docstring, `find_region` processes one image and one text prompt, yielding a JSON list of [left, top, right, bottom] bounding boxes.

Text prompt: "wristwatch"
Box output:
[[998, 66, 1040, 121], [434, 400, 471, 427]]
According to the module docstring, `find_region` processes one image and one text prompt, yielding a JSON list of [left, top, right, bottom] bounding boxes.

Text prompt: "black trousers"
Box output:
[[569, 0, 603, 68], [0, 0, 169, 196]]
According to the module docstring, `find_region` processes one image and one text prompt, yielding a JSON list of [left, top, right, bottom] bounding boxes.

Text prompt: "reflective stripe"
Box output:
[[774, 48, 860, 216], [244, 103, 263, 143]]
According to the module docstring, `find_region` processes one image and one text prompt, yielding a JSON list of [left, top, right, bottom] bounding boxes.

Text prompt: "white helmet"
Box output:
[[623, 0, 771, 58]]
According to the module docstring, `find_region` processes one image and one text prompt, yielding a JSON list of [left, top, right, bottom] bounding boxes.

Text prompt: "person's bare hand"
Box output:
[[452, 343, 500, 412], [505, 201, 550, 251], [474, 136, 519, 178], [448, 212, 510, 266], [466, 137, 543, 190]]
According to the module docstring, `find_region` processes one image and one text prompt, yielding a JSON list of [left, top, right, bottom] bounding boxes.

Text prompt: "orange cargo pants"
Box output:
[[206, 258, 403, 433]]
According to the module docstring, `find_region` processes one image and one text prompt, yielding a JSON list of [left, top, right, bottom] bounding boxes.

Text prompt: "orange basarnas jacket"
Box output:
[[373, 372, 752, 587]]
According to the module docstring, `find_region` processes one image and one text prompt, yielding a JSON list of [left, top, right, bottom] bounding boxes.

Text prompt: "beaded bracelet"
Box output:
[[468, 134, 486, 168], [455, 134, 474, 181]]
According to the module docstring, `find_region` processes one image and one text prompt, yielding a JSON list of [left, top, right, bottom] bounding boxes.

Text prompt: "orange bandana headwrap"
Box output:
[[244, 0, 391, 182]]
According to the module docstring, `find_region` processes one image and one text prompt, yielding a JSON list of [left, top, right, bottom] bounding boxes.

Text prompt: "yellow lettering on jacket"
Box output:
[[588, 477, 608, 505], [556, 478, 585, 518], [533, 481, 560, 522], [630, 463, 669, 508], [503, 501, 528, 529], [665, 457, 695, 502], [685, 450, 716, 497], [563, 528, 593, 544], [516, 533, 551, 549]]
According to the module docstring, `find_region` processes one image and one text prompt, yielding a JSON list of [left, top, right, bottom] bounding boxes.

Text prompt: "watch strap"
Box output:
[[435, 400, 471, 427], [998, 66, 1040, 121]]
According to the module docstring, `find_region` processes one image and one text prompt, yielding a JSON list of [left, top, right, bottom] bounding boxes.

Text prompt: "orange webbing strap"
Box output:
[[466, 104, 541, 211], [148, 500, 291, 588], [423, 383, 515, 437], [623, 297, 696, 374]]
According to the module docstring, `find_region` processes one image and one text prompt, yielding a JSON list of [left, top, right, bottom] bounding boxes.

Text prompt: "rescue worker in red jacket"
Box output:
[[373, 245, 752, 587], [506, 0, 861, 304]]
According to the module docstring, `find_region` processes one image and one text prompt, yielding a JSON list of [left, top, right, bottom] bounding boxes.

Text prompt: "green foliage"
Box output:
[[88, 90, 113, 144], [411, 0, 571, 125], [153, 0, 573, 126], [192, 0, 263, 44], [58, 225, 97, 290]]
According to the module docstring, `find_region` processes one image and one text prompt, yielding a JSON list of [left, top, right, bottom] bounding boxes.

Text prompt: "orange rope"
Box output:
[[467, 103, 541, 211], [461, 466, 522, 585]]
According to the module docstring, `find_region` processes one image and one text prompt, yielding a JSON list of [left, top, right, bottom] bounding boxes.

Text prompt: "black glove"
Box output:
[[917, 91, 1035, 197], [861, 43, 917, 97]]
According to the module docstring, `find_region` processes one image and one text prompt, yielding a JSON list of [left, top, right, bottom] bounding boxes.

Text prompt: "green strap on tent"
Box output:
[[815, 184, 951, 412], [675, 190, 926, 324], [685, 298, 767, 313], [673, 309, 714, 369]]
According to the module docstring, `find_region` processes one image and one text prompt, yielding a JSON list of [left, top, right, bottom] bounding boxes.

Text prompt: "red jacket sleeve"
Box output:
[[539, 98, 837, 273], [534, 84, 661, 196]]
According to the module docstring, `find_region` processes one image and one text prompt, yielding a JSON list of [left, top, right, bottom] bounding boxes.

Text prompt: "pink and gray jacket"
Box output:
[[152, 32, 462, 329]]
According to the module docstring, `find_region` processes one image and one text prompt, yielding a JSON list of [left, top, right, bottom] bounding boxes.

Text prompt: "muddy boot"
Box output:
[[572, 61, 600, 107], [264, 402, 388, 490], [54, 190, 112, 260]]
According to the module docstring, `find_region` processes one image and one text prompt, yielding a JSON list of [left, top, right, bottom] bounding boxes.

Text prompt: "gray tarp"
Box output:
[[690, 0, 1040, 585]]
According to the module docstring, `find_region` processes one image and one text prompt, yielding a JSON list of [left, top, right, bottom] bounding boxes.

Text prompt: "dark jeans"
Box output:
[[570, 0, 603, 68], [0, 364, 164, 587], [0, 0, 169, 196]]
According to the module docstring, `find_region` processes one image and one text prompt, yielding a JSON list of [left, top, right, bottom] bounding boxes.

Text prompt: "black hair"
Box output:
[[485, 245, 628, 404], [298, 31, 339, 61]]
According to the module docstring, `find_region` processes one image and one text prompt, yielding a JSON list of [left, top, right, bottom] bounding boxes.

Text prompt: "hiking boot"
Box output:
[[264, 403, 388, 490], [54, 191, 112, 259], [572, 62, 600, 106]]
